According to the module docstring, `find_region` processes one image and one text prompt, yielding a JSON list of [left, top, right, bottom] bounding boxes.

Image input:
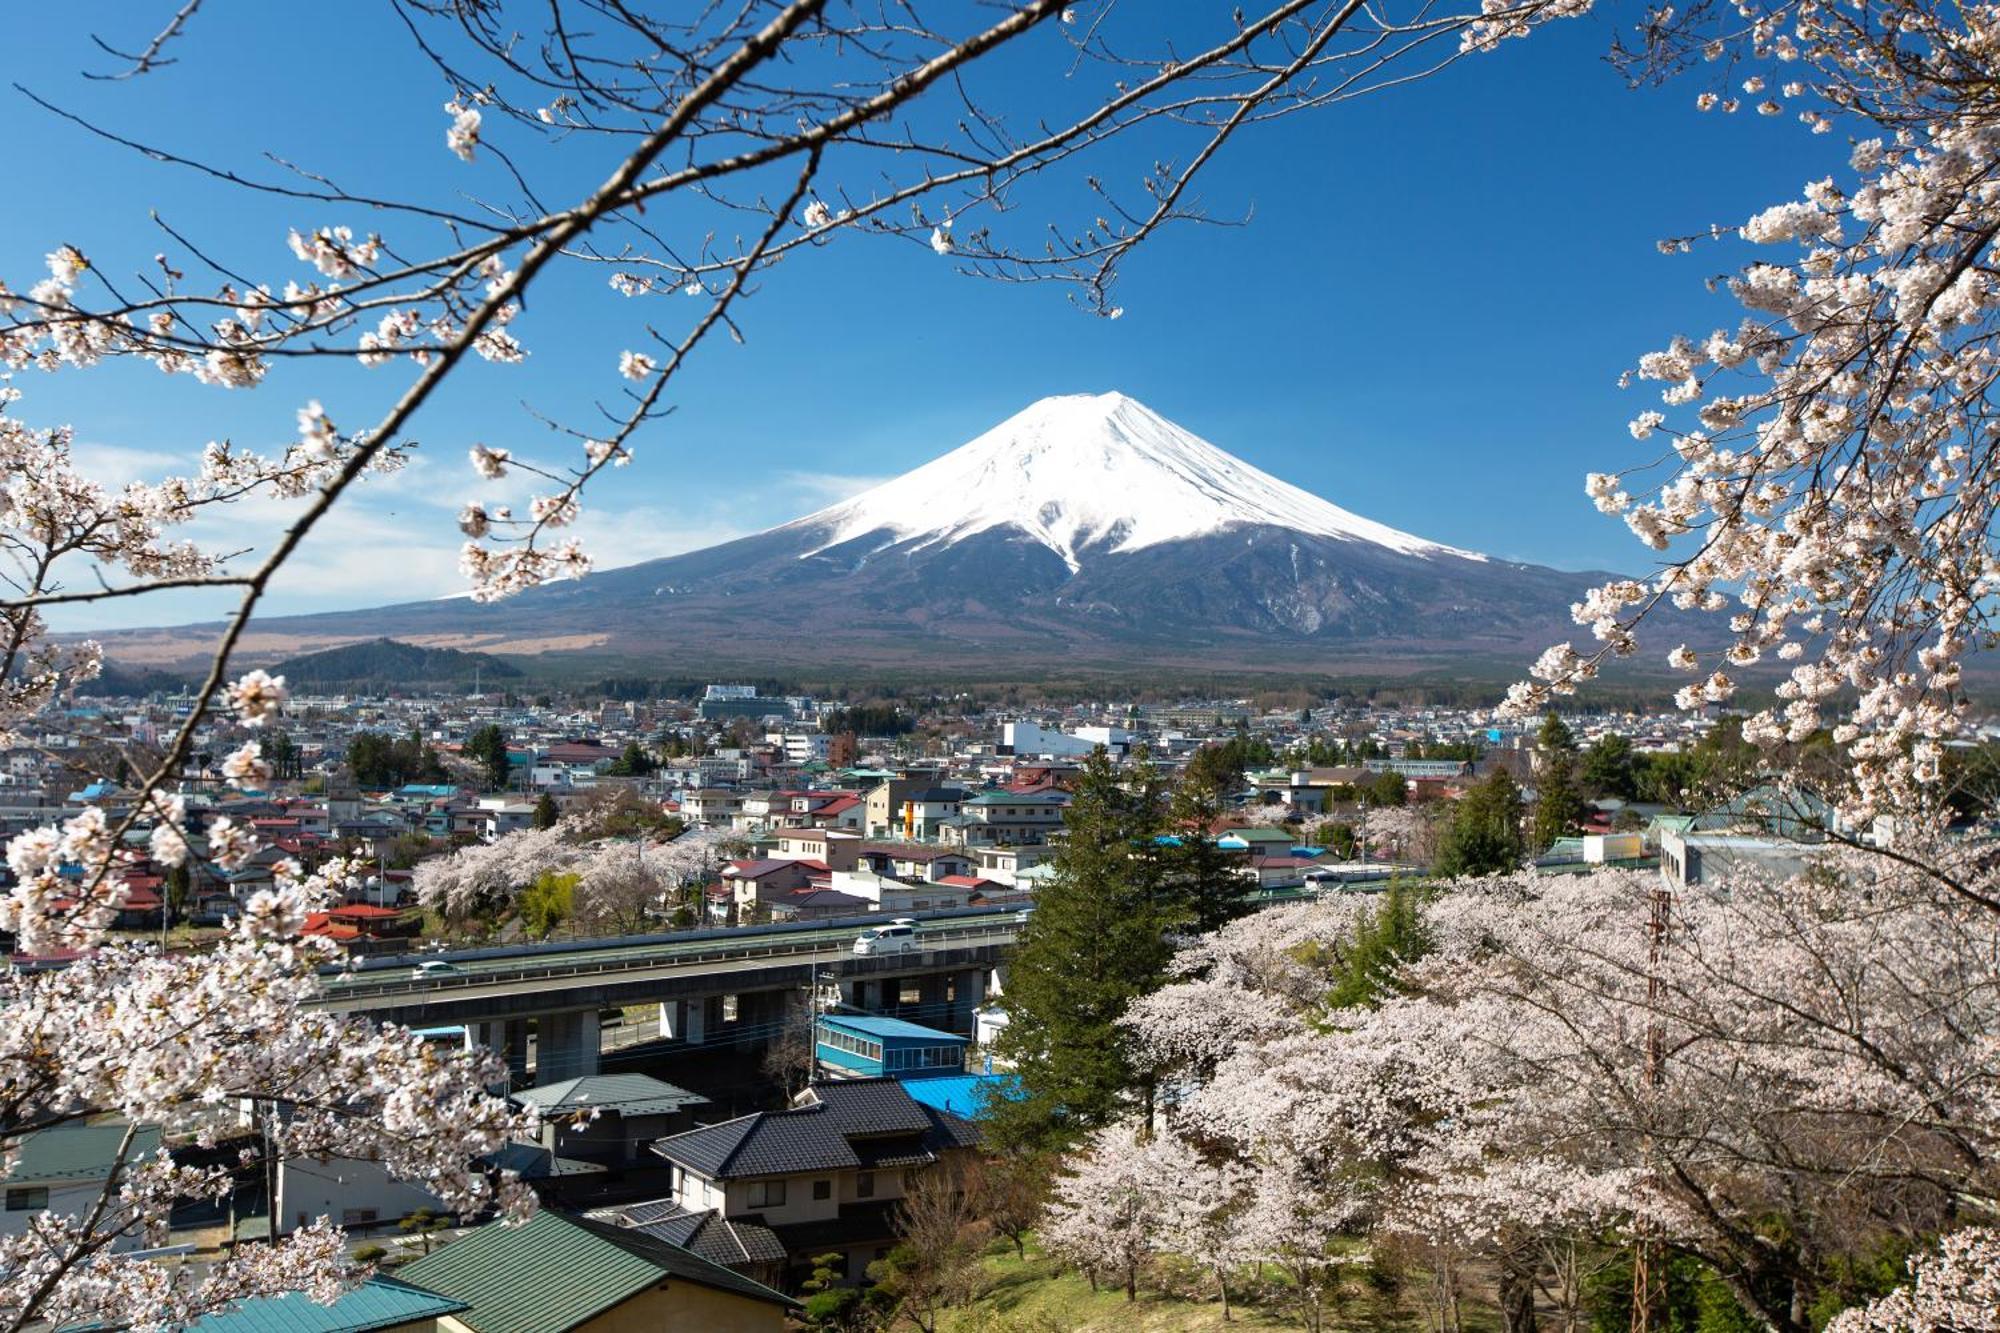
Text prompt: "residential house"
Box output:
[[584, 1197, 788, 1291], [766, 888, 874, 922], [399, 1208, 795, 1332], [889, 787, 969, 842], [186, 1275, 471, 1332], [0, 1123, 163, 1250], [771, 827, 861, 872], [511, 1074, 711, 1169], [474, 796, 538, 840], [722, 859, 822, 916], [683, 789, 746, 825], [855, 843, 975, 883], [968, 843, 1056, 886], [860, 777, 922, 838], [937, 790, 1068, 848], [648, 1078, 982, 1285]]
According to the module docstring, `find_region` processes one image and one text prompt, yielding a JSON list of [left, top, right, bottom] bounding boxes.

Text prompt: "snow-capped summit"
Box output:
[[218, 390, 1607, 672], [790, 391, 1484, 573]]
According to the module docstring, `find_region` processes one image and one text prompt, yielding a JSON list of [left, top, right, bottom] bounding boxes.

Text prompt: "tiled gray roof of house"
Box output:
[[809, 1079, 943, 1136], [484, 1140, 605, 1179], [651, 1079, 980, 1180], [511, 1073, 708, 1119], [649, 1113, 768, 1177], [587, 1199, 787, 1267], [656, 1107, 864, 1178]]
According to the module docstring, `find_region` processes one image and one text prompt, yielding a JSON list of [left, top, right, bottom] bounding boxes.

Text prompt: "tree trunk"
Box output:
[[1216, 1263, 1231, 1321], [1126, 1261, 1138, 1302], [1496, 1260, 1538, 1333]]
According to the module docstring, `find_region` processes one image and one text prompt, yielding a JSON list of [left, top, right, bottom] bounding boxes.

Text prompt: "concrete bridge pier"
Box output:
[[952, 968, 987, 1030], [536, 1010, 600, 1082], [918, 973, 950, 1026], [659, 997, 707, 1045], [464, 1019, 530, 1086]]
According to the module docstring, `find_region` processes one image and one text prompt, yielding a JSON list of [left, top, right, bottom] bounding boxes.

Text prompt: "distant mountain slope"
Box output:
[[268, 638, 524, 686], [89, 393, 1623, 675]]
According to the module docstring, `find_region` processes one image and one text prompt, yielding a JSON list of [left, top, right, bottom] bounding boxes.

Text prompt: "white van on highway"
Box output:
[[853, 919, 920, 956]]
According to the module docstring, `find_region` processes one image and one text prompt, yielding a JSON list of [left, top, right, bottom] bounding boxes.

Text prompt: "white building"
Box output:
[[0, 1124, 163, 1251], [1001, 720, 1131, 758]]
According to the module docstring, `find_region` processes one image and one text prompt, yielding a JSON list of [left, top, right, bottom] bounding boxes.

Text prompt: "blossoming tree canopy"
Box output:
[[1504, 0, 2000, 820]]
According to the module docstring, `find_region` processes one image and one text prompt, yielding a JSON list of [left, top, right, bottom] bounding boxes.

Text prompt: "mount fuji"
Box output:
[[111, 393, 1614, 675]]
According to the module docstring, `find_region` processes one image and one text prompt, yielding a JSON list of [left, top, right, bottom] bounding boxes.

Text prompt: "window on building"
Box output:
[[748, 1179, 787, 1208], [856, 1171, 875, 1198], [4, 1188, 46, 1212], [341, 1208, 379, 1227], [813, 1179, 831, 1201], [722, 994, 739, 1023], [898, 980, 921, 1005]]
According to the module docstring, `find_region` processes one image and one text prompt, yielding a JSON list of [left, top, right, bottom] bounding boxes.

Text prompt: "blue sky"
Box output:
[[0, 3, 1835, 629]]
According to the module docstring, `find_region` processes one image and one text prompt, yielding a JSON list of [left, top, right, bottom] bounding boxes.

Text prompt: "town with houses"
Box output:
[[0, 672, 1968, 1332]]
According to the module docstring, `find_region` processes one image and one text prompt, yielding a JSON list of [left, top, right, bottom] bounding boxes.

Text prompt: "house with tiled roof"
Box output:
[[399, 1208, 794, 1332], [583, 1197, 788, 1290], [648, 1077, 981, 1285], [510, 1074, 710, 1168], [721, 858, 824, 915], [854, 842, 975, 883], [936, 789, 1069, 849]]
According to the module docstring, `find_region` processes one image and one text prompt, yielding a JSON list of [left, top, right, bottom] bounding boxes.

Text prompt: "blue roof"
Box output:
[[899, 1073, 1023, 1121], [818, 1013, 967, 1045], [184, 1276, 468, 1332], [394, 784, 458, 798]]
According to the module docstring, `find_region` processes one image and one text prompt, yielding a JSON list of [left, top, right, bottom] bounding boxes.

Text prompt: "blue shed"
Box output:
[[815, 1013, 967, 1080]]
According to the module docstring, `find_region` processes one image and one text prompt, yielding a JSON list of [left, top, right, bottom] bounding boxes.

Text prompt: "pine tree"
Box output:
[[531, 792, 560, 830], [1580, 732, 1639, 800], [990, 748, 1175, 1151], [1531, 713, 1588, 853], [1435, 770, 1526, 876], [464, 724, 511, 790], [1531, 751, 1587, 853], [1166, 751, 1249, 934]]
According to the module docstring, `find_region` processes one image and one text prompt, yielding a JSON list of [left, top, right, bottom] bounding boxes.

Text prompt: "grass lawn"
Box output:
[[936, 1241, 1425, 1333]]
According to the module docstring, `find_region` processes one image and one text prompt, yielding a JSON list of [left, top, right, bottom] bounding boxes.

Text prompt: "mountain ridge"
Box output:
[[78, 393, 1613, 674]]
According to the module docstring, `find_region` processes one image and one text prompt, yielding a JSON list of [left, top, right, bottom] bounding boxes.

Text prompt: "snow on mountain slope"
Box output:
[[787, 391, 1485, 573]]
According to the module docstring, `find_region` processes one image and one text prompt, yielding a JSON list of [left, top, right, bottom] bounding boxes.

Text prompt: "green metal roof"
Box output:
[[184, 1276, 468, 1333], [400, 1209, 794, 1332], [511, 1073, 708, 1119], [5, 1123, 162, 1184]]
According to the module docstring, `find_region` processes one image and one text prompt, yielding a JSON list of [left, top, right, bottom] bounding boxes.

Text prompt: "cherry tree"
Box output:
[[1040, 1123, 1171, 1301], [1824, 1227, 2000, 1332], [1126, 859, 2000, 1333], [417, 821, 727, 930], [1488, 0, 2000, 824], [1, 0, 1990, 1322]]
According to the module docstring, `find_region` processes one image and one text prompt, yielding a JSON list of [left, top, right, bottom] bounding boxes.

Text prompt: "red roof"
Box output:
[[329, 904, 404, 920]]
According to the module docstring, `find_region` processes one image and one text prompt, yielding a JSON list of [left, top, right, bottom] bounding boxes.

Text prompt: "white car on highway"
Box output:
[[412, 959, 462, 979], [853, 919, 921, 956]]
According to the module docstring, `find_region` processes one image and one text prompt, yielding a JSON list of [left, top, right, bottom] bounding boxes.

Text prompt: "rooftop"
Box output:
[[400, 1209, 793, 1333]]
